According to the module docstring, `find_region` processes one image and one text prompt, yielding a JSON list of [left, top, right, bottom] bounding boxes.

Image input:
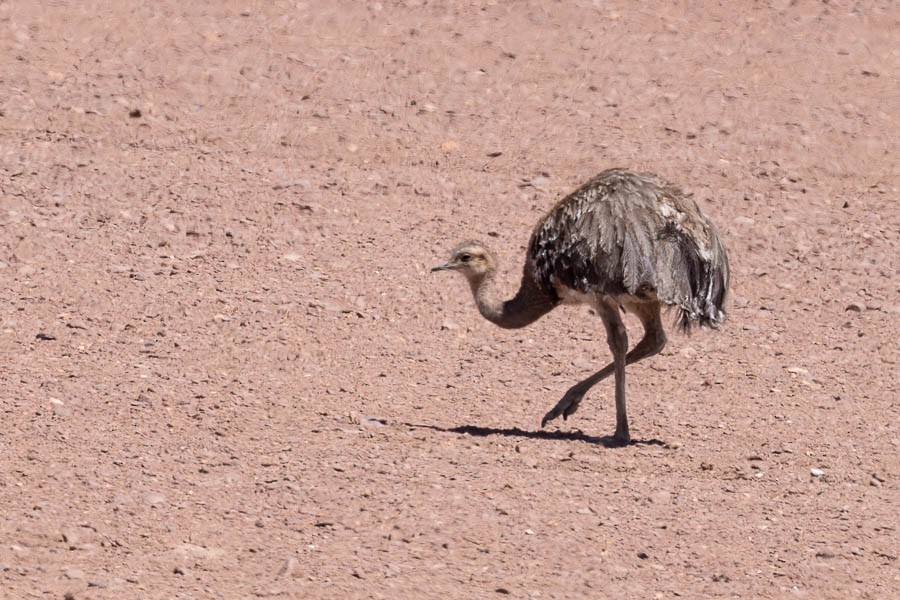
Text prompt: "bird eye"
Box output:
[[459, 253, 472, 262]]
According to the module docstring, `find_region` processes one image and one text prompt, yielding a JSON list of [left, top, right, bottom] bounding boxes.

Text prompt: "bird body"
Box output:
[[528, 168, 728, 330], [433, 168, 729, 443]]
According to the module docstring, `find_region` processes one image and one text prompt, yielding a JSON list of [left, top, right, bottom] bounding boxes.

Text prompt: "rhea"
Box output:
[[432, 168, 729, 443]]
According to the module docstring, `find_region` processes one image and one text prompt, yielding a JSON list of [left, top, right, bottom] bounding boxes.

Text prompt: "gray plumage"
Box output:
[[433, 168, 729, 443], [529, 168, 728, 330]]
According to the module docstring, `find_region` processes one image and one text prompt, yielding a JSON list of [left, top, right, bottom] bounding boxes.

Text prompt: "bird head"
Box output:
[[431, 241, 495, 280]]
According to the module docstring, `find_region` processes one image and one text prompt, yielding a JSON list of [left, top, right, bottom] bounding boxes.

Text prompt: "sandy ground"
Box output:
[[1, 1, 898, 598]]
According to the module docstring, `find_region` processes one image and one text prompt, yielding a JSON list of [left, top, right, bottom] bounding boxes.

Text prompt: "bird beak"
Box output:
[[431, 262, 456, 272]]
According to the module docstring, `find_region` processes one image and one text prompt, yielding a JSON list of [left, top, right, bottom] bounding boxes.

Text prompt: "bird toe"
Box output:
[[542, 393, 582, 428], [612, 430, 631, 445], [540, 408, 561, 428]]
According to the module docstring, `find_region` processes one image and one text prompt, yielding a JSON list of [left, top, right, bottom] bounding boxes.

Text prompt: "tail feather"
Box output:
[[669, 225, 729, 332]]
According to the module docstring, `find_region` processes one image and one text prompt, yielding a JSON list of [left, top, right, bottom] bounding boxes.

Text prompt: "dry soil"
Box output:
[[1, 1, 898, 599]]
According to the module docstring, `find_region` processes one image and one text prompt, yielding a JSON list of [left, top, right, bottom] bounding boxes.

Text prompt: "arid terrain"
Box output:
[[1, 1, 897, 598]]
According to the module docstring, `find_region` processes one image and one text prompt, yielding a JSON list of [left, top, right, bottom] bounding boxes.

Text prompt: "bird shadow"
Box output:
[[403, 422, 667, 449]]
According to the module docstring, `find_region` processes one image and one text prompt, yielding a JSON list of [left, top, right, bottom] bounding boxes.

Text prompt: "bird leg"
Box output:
[[540, 301, 667, 443]]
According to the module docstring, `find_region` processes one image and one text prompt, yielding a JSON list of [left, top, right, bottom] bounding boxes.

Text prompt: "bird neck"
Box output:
[[469, 267, 555, 330]]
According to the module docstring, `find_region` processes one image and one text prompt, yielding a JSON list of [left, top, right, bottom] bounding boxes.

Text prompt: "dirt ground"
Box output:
[[1, 1, 897, 598]]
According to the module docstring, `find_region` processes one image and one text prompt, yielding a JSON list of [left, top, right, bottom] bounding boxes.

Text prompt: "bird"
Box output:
[[431, 168, 729, 444]]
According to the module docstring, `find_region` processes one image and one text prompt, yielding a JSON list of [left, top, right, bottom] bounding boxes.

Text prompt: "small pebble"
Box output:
[[571, 357, 594, 370], [810, 468, 825, 478], [141, 492, 167, 507], [277, 556, 298, 578], [651, 491, 672, 504], [60, 529, 81, 545]]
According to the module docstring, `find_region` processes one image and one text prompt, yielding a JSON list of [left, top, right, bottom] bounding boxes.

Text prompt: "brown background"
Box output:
[[1, 1, 897, 598]]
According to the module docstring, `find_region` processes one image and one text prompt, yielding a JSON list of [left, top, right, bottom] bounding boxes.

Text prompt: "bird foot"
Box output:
[[612, 429, 631, 445], [540, 390, 584, 428]]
